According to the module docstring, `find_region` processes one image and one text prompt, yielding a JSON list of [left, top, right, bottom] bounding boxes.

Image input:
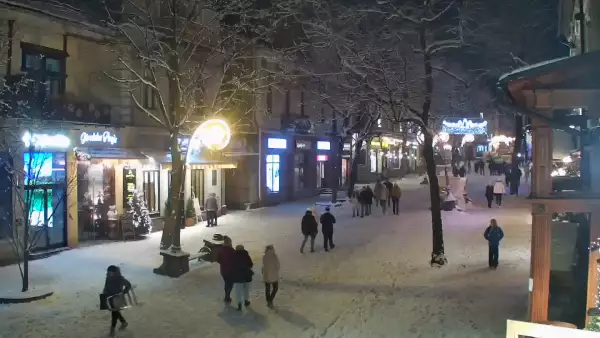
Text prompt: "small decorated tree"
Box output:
[[128, 191, 151, 235], [185, 198, 196, 227]]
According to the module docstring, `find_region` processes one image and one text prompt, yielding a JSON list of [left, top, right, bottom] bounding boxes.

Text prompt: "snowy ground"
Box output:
[[0, 175, 532, 338]]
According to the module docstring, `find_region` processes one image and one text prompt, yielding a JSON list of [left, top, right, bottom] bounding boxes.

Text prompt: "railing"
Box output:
[[2, 74, 113, 125]]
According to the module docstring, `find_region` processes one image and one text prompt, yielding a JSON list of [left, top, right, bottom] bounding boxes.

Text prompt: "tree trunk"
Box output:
[[401, 126, 409, 175], [347, 139, 363, 197], [510, 114, 523, 195], [420, 23, 446, 267], [22, 225, 29, 292]]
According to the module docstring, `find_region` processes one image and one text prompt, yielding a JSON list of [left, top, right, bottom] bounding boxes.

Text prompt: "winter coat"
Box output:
[[205, 196, 218, 211], [231, 249, 254, 283], [484, 226, 504, 247], [384, 181, 393, 194], [485, 185, 494, 199], [373, 183, 384, 200], [301, 214, 318, 236], [217, 245, 236, 276], [391, 186, 402, 198], [351, 195, 360, 207], [493, 181, 505, 194], [103, 275, 131, 297], [363, 188, 374, 204], [380, 187, 389, 200], [320, 212, 336, 233], [262, 251, 280, 283]]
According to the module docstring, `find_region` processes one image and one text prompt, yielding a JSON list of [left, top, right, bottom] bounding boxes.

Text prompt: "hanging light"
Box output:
[[461, 134, 474, 146], [438, 132, 450, 143]]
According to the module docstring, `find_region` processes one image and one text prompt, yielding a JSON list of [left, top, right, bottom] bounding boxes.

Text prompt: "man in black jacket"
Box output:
[[320, 207, 336, 251]]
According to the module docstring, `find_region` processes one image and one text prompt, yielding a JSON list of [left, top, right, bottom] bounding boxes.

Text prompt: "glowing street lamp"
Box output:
[[186, 119, 231, 164], [443, 143, 452, 151], [438, 132, 450, 143]]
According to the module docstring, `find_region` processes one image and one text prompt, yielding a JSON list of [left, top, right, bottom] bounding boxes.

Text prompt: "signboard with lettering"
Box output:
[[123, 168, 137, 210], [296, 140, 312, 150], [80, 131, 119, 146]]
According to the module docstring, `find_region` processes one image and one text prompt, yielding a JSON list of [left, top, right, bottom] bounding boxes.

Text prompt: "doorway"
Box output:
[[25, 184, 66, 251], [317, 161, 328, 188]]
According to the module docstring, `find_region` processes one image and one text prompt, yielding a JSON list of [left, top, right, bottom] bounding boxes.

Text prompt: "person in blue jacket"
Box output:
[[484, 219, 504, 269]]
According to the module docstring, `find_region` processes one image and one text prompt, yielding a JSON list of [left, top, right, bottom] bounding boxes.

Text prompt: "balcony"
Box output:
[[1, 74, 113, 125]]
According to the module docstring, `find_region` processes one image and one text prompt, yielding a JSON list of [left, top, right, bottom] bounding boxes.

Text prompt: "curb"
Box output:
[[0, 289, 54, 304]]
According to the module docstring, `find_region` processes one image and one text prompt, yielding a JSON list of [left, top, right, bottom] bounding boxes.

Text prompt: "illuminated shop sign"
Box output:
[[317, 154, 328, 161], [22, 131, 70, 149], [441, 119, 487, 135], [80, 131, 118, 145], [267, 138, 287, 149], [296, 140, 312, 149], [317, 141, 331, 150]]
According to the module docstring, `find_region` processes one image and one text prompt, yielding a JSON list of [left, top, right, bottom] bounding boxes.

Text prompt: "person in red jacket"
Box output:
[[217, 236, 236, 303]]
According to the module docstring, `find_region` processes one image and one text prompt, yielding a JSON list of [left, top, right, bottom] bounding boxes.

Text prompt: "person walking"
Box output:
[[102, 265, 131, 337], [300, 210, 318, 253], [262, 245, 280, 308], [359, 187, 368, 217], [373, 180, 383, 207], [204, 193, 219, 227], [232, 245, 254, 311], [483, 219, 504, 269], [485, 182, 494, 209], [383, 180, 393, 207], [493, 179, 505, 207], [320, 207, 336, 252], [511, 167, 522, 196], [379, 183, 389, 214], [216, 236, 235, 303], [350, 190, 361, 217], [391, 183, 402, 215], [365, 186, 374, 215]]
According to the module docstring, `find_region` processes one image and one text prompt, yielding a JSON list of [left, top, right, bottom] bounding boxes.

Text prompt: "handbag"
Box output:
[[100, 288, 139, 311]]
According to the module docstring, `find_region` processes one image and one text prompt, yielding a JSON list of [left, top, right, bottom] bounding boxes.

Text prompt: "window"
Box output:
[[143, 170, 160, 215], [190, 169, 204, 204], [266, 154, 280, 193], [21, 43, 66, 100], [143, 85, 157, 109], [211, 170, 218, 186]]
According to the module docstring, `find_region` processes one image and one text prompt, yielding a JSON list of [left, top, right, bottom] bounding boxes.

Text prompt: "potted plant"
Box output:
[[185, 198, 196, 227]]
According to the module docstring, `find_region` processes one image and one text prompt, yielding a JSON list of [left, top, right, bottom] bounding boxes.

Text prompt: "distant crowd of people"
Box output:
[[349, 179, 403, 217]]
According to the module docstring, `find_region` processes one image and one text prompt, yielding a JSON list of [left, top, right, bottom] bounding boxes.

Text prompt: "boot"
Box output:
[[109, 328, 115, 337], [244, 300, 251, 307], [119, 322, 128, 331]]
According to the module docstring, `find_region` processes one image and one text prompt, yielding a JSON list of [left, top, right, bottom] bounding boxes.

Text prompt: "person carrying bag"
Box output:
[[99, 265, 135, 337]]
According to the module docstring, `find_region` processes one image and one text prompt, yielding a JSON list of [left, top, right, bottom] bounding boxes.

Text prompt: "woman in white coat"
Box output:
[[262, 245, 280, 308], [493, 179, 506, 207]]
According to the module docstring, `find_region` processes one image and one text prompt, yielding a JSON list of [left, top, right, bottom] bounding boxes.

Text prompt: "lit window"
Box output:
[[266, 154, 280, 193]]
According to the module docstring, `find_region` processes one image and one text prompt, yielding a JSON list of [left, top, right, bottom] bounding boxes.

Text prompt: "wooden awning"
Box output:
[[498, 51, 600, 115]]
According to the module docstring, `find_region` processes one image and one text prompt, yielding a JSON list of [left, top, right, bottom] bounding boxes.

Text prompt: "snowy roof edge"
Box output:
[[497, 56, 572, 83]]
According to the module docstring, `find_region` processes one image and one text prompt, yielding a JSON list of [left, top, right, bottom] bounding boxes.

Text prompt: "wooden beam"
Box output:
[[530, 203, 552, 322], [522, 89, 600, 111]]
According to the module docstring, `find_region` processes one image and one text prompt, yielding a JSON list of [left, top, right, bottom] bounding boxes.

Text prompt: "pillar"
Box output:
[[66, 151, 78, 247], [587, 215, 600, 325], [530, 203, 552, 322], [531, 115, 553, 197]]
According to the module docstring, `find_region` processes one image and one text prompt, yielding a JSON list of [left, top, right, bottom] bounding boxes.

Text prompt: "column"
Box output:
[[587, 214, 600, 325], [530, 203, 552, 322], [66, 151, 78, 247], [531, 115, 553, 197]]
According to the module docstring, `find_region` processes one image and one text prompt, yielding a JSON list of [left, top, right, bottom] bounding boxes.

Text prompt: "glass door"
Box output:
[[26, 185, 66, 251]]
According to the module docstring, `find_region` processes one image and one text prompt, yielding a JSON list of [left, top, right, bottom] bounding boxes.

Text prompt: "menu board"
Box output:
[[123, 168, 137, 210]]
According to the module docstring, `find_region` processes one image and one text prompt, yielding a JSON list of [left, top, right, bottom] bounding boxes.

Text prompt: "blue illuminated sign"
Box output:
[[267, 138, 287, 149]]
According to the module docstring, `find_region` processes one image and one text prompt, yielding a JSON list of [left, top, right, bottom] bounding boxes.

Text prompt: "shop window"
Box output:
[[294, 153, 307, 190], [77, 160, 116, 241], [212, 170, 218, 186], [143, 84, 157, 109], [266, 154, 280, 193], [143, 170, 160, 215], [21, 43, 66, 100], [370, 150, 377, 173], [190, 169, 204, 204]]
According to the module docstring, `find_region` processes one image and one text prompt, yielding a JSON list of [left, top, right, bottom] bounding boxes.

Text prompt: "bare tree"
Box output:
[[103, 0, 279, 275], [275, 0, 480, 266]]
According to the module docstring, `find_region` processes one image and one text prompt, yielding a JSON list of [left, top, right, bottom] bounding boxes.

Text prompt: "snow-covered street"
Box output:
[[0, 175, 532, 338]]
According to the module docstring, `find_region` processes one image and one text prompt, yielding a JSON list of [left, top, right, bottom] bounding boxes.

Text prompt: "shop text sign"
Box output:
[[123, 168, 137, 209], [80, 131, 118, 146]]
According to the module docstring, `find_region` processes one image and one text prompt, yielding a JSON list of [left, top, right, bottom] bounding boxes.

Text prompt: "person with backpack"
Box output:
[[320, 207, 336, 252], [483, 219, 504, 269], [300, 210, 318, 253], [102, 265, 132, 337]]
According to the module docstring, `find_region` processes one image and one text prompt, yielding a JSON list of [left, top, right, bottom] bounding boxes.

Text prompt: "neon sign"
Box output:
[[22, 132, 70, 149], [80, 131, 118, 145], [441, 119, 487, 135]]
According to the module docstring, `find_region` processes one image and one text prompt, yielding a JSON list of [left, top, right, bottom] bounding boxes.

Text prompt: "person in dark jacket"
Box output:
[[320, 207, 336, 252], [216, 236, 236, 303], [232, 245, 254, 311], [485, 182, 494, 208], [300, 210, 318, 253], [103, 265, 131, 337], [358, 187, 368, 217], [365, 186, 374, 215], [383, 180, 393, 207], [483, 219, 504, 269]]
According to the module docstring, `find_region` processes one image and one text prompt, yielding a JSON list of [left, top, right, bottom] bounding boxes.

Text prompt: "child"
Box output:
[[351, 190, 360, 217], [483, 219, 504, 269], [103, 265, 132, 336]]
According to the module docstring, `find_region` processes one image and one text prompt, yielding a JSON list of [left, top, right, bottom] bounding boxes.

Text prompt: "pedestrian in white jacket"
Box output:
[[493, 180, 505, 207], [262, 245, 280, 308]]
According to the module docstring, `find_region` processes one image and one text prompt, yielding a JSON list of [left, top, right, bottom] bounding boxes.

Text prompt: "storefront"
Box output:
[[316, 140, 331, 189], [294, 139, 315, 197]]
